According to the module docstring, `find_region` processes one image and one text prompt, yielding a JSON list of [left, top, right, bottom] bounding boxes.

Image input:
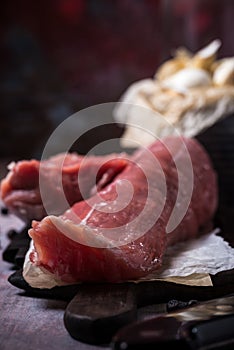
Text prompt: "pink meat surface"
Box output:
[[28, 137, 218, 283], [0, 152, 128, 221]]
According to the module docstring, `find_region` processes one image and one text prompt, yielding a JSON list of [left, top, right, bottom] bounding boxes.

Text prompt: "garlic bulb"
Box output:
[[162, 68, 212, 92], [113, 38, 234, 149]]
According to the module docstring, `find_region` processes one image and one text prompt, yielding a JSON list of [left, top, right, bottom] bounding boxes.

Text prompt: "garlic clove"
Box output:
[[190, 39, 222, 71], [155, 47, 193, 81], [162, 68, 212, 93], [196, 39, 221, 59], [213, 58, 234, 86], [174, 47, 193, 63], [155, 58, 185, 81]]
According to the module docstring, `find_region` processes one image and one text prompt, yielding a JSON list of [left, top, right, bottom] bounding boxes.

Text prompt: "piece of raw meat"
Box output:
[[0, 152, 128, 221], [24, 137, 218, 287]]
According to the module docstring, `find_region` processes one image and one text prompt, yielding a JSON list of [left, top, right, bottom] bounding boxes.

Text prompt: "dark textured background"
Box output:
[[1, 2, 234, 348], [0, 0, 233, 162]]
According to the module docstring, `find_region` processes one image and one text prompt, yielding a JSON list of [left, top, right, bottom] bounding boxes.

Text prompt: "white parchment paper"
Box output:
[[138, 229, 234, 286]]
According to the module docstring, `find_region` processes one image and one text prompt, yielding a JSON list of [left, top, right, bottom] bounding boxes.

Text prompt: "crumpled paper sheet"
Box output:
[[113, 81, 234, 148], [136, 229, 234, 286]]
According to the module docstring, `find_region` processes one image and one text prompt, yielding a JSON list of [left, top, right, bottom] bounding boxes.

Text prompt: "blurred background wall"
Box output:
[[0, 0, 233, 162]]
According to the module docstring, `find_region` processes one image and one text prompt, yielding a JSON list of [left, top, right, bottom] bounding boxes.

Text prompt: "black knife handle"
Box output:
[[64, 283, 137, 344], [182, 315, 234, 350]]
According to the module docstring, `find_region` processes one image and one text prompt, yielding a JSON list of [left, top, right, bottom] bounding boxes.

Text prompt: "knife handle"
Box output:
[[64, 283, 137, 344]]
